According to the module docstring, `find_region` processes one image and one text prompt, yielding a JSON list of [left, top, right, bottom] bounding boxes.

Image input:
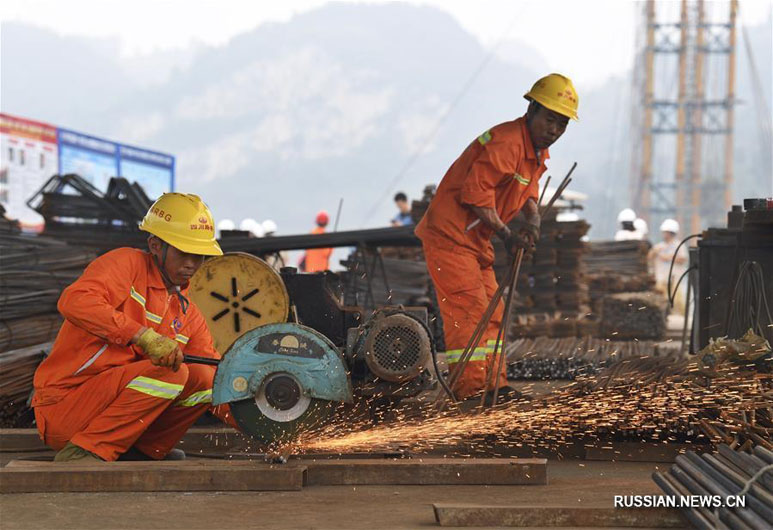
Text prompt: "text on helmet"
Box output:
[[152, 207, 173, 222]]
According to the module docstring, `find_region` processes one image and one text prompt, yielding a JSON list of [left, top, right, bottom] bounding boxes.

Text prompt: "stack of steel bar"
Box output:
[[584, 240, 655, 312], [0, 234, 95, 321], [0, 233, 93, 426], [600, 291, 667, 340], [27, 173, 151, 252], [653, 444, 773, 529], [339, 252, 431, 307], [492, 214, 590, 314], [0, 342, 52, 427]]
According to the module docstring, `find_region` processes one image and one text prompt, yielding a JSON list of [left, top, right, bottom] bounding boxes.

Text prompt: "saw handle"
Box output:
[[183, 354, 221, 366]]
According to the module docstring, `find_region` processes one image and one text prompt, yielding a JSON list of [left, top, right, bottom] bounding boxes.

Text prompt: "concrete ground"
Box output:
[[1, 459, 680, 530]]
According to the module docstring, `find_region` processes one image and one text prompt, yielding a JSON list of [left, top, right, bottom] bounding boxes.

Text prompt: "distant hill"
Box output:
[[2, 3, 770, 240]]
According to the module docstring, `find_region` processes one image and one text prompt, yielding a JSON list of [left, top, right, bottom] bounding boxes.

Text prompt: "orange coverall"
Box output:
[[32, 248, 229, 461], [415, 116, 548, 398], [303, 226, 333, 272]]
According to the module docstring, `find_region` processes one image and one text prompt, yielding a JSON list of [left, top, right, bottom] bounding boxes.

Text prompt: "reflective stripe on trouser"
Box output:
[[34, 360, 214, 461], [132, 364, 216, 460], [126, 376, 184, 400], [424, 244, 508, 399], [446, 339, 506, 364], [174, 389, 212, 407]]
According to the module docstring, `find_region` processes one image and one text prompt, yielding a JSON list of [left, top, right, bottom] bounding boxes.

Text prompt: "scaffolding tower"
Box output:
[[633, 0, 738, 233]]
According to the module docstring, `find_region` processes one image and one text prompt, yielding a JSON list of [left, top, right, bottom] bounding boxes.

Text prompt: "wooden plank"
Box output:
[[0, 427, 246, 453], [433, 504, 686, 528], [0, 460, 305, 493], [0, 429, 47, 452], [304, 458, 546, 486]]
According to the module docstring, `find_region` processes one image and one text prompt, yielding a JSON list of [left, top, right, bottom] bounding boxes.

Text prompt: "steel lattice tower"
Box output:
[[633, 0, 737, 233]]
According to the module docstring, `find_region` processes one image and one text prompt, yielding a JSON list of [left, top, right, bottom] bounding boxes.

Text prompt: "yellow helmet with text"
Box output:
[[139, 193, 223, 256], [524, 73, 579, 121]]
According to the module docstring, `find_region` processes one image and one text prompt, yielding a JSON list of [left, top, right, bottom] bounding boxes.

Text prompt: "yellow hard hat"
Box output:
[[524, 73, 579, 121], [139, 193, 223, 256]]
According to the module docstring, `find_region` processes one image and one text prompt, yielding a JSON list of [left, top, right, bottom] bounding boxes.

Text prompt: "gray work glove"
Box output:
[[496, 226, 536, 257]]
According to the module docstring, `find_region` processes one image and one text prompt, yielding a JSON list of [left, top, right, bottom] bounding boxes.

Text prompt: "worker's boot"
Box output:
[[53, 441, 103, 463], [482, 386, 524, 407], [118, 447, 186, 461]]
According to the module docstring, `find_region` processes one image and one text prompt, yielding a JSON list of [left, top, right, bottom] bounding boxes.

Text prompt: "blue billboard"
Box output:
[[57, 128, 174, 199]]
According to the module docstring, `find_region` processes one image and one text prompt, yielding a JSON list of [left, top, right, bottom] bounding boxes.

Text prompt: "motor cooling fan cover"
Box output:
[[362, 312, 432, 382]]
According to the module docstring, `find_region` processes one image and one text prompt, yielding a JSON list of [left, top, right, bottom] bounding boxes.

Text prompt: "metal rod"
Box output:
[[652, 471, 722, 530], [334, 198, 344, 232], [486, 249, 524, 408]]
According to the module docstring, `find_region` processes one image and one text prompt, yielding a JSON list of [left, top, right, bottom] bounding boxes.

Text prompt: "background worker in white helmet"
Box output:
[[614, 208, 641, 241], [633, 217, 649, 241], [260, 219, 288, 271], [32, 193, 236, 462], [239, 218, 265, 238], [648, 218, 688, 313]]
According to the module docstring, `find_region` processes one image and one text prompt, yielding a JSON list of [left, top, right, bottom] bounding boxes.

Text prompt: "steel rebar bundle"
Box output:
[[654, 444, 773, 529], [0, 342, 51, 427]]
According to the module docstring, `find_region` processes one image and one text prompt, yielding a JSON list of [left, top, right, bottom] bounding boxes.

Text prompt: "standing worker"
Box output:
[[415, 73, 579, 401], [299, 210, 333, 272], [648, 219, 688, 311], [32, 193, 235, 462]]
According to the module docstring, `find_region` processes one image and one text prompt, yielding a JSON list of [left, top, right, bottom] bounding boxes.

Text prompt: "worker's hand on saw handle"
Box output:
[[133, 327, 183, 372]]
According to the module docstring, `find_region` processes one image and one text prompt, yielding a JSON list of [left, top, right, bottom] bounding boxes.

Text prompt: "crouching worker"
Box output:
[[32, 193, 233, 462]]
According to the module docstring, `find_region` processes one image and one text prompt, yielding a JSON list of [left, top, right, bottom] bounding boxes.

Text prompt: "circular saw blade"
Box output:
[[230, 395, 333, 445]]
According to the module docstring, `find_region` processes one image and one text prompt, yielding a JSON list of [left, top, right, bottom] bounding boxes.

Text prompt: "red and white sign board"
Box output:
[[0, 113, 58, 226]]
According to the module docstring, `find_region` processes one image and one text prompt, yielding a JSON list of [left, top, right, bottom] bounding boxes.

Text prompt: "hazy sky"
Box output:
[[3, 0, 770, 89]]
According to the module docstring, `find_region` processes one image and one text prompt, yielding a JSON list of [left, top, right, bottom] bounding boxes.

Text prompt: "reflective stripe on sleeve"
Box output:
[[126, 376, 184, 400], [514, 173, 531, 186], [175, 389, 213, 407], [145, 311, 163, 324], [175, 334, 190, 345], [477, 130, 492, 145], [130, 286, 146, 307]]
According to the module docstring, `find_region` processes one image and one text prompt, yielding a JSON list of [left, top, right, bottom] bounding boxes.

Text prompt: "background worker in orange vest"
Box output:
[[32, 193, 232, 462], [299, 210, 333, 272], [414, 73, 579, 403]]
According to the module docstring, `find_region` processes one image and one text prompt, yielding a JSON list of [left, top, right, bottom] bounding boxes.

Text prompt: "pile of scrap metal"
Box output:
[[27, 173, 151, 251], [692, 331, 773, 449], [653, 444, 773, 529], [567, 331, 772, 443], [187, 253, 438, 446]]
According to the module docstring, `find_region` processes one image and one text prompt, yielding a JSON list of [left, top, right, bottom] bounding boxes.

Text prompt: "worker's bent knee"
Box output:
[[184, 364, 215, 389]]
